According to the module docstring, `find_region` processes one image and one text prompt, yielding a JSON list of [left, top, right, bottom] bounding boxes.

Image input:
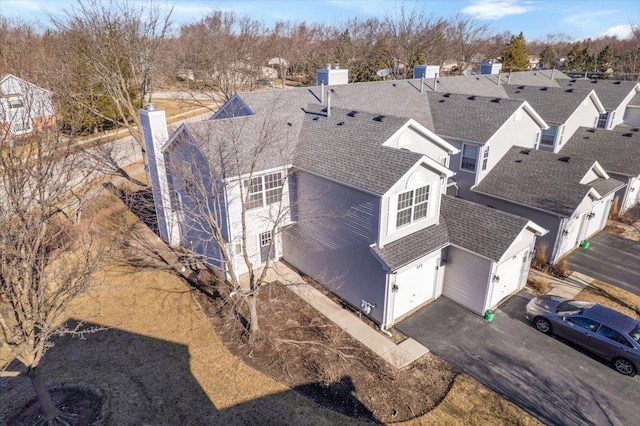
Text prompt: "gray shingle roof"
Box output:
[[427, 92, 525, 142], [474, 146, 623, 217], [484, 70, 569, 87], [558, 79, 639, 111], [441, 195, 530, 262], [590, 177, 625, 196], [296, 105, 423, 194], [561, 127, 640, 177], [371, 223, 449, 270], [501, 85, 596, 124], [423, 75, 508, 98]]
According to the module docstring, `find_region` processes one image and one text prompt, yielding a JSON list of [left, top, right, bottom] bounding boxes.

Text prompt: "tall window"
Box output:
[[396, 185, 430, 228], [460, 144, 479, 172], [597, 112, 608, 128], [481, 145, 490, 172], [245, 172, 283, 210], [540, 126, 557, 146]]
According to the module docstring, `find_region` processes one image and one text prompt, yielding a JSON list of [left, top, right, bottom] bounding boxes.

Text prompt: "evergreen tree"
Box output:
[[539, 45, 557, 69], [501, 32, 529, 71], [597, 45, 614, 74], [565, 42, 587, 71]]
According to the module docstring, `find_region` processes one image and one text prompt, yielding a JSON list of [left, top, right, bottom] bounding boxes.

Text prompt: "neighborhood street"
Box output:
[[397, 293, 639, 426]]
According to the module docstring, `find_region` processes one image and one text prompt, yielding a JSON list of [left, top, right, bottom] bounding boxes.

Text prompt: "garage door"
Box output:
[[442, 247, 491, 315], [392, 255, 439, 321], [488, 248, 529, 308], [585, 199, 609, 239], [558, 213, 586, 259]]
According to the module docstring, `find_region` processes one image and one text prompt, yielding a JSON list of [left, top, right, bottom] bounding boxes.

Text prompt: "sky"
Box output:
[[0, 0, 638, 41]]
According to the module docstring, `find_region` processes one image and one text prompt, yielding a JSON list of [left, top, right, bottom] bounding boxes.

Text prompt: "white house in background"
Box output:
[[0, 74, 54, 136], [557, 79, 640, 129], [500, 85, 605, 153], [562, 127, 640, 214], [141, 95, 547, 328], [474, 147, 625, 264]]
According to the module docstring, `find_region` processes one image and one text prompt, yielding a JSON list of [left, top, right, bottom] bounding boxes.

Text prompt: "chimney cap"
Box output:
[[144, 102, 156, 111]]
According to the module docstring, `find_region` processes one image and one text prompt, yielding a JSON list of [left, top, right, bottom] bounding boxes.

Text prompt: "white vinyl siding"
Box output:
[[460, 144, 479, 172], [396, 185, 430, 228]]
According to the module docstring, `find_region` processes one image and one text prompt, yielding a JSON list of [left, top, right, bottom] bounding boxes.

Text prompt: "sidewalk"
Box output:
[[529, 269, 595, 298], [252, 262, 430, 369]]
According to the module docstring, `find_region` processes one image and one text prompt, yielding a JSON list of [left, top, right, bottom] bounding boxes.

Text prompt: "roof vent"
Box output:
[[586, 128, 595, 132], [347, 111, 358, 117], [570, 79, 577, 83], [520, 149, 531, 155], [565, 89, 574, 93], [558, 156, 571, 163], [392, 83, 397, 87], [632, 128, 639, 132], [287, 122, 292, 127], [476, 77, 480, 80], [613, 81, 621, 85], [312, 117, 319, 121], [467, 95, 476, 100], [591, 80, 598, 83], [540, 87, 548, 91], [515, 90, 521, 93], [439, 99, 445, 103], [491, 98, 501, 103], [443, 93, 451, 98], [515, 160, 523, 163], [622, 132, 633, 137], [373, 115, 385, 122], [518, 85, 525, 89], [583, 136, 590, 139], [337, 121, 345, 126]]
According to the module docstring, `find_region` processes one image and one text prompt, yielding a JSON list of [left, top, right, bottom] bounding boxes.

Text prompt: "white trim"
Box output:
[[486, 102, 549, 148], [459, 143, 479, 173], [385, 119, 460, 154], [382, 156, 454, 199]]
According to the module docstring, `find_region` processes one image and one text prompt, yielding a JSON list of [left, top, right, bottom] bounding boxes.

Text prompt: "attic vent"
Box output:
[[439, 100, 445, 103], [515, 90, 521, 93], [520, 149, 531, 155], [515, 160, 522, 163], [622, 133, 633, 137], [583, 136, 590, 139], [337, 121, 345, 126], [590, 80, 598, 83], [586, 128, 595, 133], [443, 93, 451, 98], [392, 83, 397, 87], [558, 156, 571, 163], [373, 115, 385, 122], [467, 95, 476, 100], [518, 86, 525, 89], [312, 117, 319, 121], [540, 87, 548, 91], [565, 89, 574, 93], [632, 128, 639, 132], [491, 98, 501, 103], [613, 81, 621, 85], [347, 111, 358, 117]]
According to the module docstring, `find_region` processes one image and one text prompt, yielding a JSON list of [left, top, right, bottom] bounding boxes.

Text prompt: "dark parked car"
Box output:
[[526, 295, 640, 376]]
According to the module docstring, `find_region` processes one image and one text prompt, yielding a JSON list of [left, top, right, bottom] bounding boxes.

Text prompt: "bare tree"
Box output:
[[0, 83, 116, 423], [445, 14, 491, 74], [52, 0, 172, 149]]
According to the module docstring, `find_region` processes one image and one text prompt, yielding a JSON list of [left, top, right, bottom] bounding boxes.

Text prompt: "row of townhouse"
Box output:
[[141, 68, 639, 330]]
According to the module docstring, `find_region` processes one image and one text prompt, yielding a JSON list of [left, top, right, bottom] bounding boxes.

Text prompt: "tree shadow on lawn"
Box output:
[[1, 319, 375, 425]]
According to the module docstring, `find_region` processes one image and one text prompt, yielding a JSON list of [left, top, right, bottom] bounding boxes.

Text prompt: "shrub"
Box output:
[[527, 276, 550, 295], [531, 241, 548, 270], [551, 258, 570, 278]]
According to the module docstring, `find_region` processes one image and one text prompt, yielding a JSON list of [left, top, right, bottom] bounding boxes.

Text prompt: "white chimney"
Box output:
[[316, 66, 348, 86], [140, 104, 181, 247]]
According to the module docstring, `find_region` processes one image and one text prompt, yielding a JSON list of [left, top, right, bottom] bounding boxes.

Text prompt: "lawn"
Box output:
[[1, 189, 541, 425], [574, 280, 640, 321]]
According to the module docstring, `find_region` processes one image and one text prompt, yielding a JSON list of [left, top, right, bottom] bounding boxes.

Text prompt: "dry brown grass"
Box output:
[[550, 258, 570, 278], [527, 276, 550, 295], [609, 196, 620, 218], [574, 280, 640, 320], [531, 241, 548, 270]]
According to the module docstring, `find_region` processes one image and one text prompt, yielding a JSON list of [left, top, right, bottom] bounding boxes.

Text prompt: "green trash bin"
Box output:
[[484, 310, 495, 322], [580, 240, 590, 249]]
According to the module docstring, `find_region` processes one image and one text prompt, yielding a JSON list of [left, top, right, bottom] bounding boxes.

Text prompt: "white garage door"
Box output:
[[558, 214, 586, 259], [585, 199, 609, 239], [488, 248, 529, 309], [392, 255, 439, 321]]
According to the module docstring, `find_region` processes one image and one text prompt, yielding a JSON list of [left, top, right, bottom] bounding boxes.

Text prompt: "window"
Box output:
[[8, 98, 23, 109], [259, 230, 272, 247], [12, 121, 31, 133], [245, 172, 283, 210], [597, 324, 634, 348], [597, 113, 608, 128], [481, 146, 490, 172], [540, 126, 557, 146], [396, 185, 430, 228], [460, 144, 479, 172], [567, 317, 600, 331]]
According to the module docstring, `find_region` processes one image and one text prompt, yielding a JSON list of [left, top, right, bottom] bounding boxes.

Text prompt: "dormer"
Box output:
[[579, 160, 610, 185], [379, 156, 454, 247], [211, 94, 254, 120], [382, 119, 459, 167]]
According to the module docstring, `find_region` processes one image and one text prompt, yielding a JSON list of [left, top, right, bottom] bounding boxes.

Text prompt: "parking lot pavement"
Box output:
[[397, 294, 640, 426]]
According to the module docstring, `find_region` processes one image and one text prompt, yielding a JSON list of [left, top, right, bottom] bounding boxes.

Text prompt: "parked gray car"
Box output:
[[525, 295, 640, 376]]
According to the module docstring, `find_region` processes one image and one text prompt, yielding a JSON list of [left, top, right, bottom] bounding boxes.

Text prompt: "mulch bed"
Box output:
[[8, 387, 103, 426], [194, 275, 457, 424]]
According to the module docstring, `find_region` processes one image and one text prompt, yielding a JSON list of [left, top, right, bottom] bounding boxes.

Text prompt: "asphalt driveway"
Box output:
[[567, 232, 640, 296], [397, 294, 639, 426]]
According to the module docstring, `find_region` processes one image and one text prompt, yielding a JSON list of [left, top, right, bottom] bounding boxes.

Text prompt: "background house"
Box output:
[[0, 74, 54, 136]]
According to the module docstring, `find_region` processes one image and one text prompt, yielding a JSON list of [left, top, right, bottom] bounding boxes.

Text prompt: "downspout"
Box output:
[[321, 82, 324, 103], [507, 70, 512, 85], [551, 67, 556, 80], [497, 71, 501, 85], [380, 272, 395, 337], [326, 90, 331, 117], [433, 73, 438, 92]]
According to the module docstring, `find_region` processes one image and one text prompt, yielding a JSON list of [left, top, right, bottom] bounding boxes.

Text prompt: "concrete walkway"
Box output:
[[255, 262, 429, 369], [529, 269, 594, 298]]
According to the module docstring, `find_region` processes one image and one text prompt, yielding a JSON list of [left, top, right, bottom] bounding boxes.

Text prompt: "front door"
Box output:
[[259, 230, 276, 264]]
